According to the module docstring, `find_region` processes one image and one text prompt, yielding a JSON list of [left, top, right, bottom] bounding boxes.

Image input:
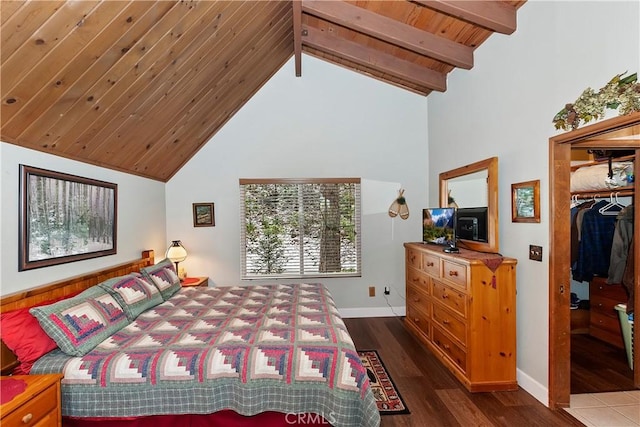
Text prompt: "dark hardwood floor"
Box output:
[[344, 316, 584, 427], [570, 332, 634, 394]]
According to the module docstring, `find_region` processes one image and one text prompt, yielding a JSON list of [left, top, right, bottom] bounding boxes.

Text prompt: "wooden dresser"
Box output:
[[404, 242, 518, 392], [589, 276, 627, 348], [0, 374, 62, 427]]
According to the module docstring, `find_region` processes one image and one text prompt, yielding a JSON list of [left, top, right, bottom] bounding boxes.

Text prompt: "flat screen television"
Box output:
[[456, 207, 488, 243], [422, 207, 458, 252]]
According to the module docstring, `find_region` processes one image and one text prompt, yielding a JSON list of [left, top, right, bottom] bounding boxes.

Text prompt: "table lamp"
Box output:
[[166, 240, 187, 280]]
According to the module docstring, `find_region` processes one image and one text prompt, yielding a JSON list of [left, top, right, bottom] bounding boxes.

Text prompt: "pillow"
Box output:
[[140, 258, 181, 300], [29, 286, 129, 357], [98, 273, 163, 321], [0, 292, 82, 375], [570, 162, 634, 192]]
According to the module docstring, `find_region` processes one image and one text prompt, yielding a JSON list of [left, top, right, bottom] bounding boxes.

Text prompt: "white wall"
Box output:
[[166, 54, 429, 315], [428, 0, 640, 405], [0, 143, 167, 295]]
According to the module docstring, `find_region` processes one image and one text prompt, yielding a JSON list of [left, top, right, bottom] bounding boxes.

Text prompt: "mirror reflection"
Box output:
[[439, 157, 499, 253], [446, 170, 488, 208]]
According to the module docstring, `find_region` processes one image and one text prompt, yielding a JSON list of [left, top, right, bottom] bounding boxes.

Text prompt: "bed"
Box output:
[[0, 250, 380, 427]]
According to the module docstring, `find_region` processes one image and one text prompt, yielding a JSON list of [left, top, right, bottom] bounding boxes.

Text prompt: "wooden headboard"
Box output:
[[0, 250, 155, 373], [0, 250, 155, 313]]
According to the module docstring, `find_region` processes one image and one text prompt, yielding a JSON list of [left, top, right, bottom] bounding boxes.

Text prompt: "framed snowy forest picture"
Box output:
[[19, 165, 117, 271]]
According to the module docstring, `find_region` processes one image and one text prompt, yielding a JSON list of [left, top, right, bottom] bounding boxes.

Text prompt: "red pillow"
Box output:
[[1, 293, 79, 374]]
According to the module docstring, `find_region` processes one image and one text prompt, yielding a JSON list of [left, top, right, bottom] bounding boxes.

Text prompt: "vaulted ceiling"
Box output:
[[1, 1, 526, 182]]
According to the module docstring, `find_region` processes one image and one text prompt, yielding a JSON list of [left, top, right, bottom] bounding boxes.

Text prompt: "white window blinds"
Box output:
[[240, 178, 361, 279]]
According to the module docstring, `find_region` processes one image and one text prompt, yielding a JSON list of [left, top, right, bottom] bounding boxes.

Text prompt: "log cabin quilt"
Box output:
[[31, 283, 380, 427]]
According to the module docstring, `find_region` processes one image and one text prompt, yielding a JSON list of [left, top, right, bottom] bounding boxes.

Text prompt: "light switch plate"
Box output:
[[529, 245, 543, 261]]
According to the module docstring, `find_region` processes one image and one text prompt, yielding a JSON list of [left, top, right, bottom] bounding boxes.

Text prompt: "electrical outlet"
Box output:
[[384, 286, 390, 295], [529, 245, 543, 262], [368, 286, 375, 297]]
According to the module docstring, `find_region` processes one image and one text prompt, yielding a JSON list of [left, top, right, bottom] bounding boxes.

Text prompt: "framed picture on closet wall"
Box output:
[[512, 180, 540, 223]]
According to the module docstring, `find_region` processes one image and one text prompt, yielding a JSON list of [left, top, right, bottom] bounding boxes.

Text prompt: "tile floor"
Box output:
[[565, 391, 640, 426]]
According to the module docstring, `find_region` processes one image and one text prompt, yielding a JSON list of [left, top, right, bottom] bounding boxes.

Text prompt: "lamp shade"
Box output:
[[166, 240, 187, 263]]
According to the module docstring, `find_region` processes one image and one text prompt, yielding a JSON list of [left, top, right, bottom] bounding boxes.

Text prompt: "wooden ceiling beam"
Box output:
[[414, 0, 517, 35], [302, 25, 446, 92], [302, 0, 473, 69], [293, 0, 302, 76]]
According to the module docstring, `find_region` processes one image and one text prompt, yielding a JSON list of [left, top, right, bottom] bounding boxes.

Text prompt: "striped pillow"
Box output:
[[29, 286, 129, 357], [98, 273, 163, 321], [140, 258, 181, 300]]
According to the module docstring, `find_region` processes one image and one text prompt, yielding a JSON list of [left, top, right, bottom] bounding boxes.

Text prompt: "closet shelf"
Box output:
[[571, 154, 635, 172]]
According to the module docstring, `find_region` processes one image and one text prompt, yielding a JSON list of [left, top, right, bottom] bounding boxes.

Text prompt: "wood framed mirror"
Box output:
[[439, 157, 500, 253]]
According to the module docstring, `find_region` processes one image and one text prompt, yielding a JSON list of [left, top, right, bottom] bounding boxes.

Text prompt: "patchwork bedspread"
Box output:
[[32, 283, 380, 427]]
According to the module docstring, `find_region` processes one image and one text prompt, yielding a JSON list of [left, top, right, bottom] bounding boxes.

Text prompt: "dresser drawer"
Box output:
[[406, 304, 431, 339], [406, 267, 430, 293], [442, 260, 467, 289], [432, 279, 467, 318], [590, 279, 628, 302], [591, 294, 623, 318], [432, 327, 466, 373], [407, 279, 430, 306], [33, 410, 58, 427], [406, 247, 422, 270], [432, 304, 466, 346], [2, 382, 57, 427], [421, 253, 440, 276], [590, 308, 624, 348], [590, 311, 622, 335]]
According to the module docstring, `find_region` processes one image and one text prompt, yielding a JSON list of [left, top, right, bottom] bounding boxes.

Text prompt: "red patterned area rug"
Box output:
[[358, 349, 410, 415]]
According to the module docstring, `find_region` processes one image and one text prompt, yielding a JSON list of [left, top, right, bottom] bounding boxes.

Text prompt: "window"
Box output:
[[240, 178, 361, 279]]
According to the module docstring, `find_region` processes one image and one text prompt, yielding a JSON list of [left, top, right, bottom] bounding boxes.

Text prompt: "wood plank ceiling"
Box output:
[[1, 0, 526, 182]]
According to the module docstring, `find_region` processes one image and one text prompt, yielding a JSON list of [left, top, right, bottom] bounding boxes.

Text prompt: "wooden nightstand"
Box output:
[[181, 276, 209, 287], [1, 374, 62, 427]]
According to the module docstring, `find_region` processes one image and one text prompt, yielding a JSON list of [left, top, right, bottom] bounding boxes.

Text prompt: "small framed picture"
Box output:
[[193, 203, 215, 227], [511, 180, 540, 223]]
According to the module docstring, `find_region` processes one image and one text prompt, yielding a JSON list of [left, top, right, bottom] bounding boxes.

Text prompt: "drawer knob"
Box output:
[[449, 270, 458, 277], [442, 293, 449, 299], [22, 413, 33, 424], [442, 319, 450, 325], [414, 317, 420, 323], [426, 262, 434, 267], [443, 344, 450, 350], [413, 297, 421, 302]]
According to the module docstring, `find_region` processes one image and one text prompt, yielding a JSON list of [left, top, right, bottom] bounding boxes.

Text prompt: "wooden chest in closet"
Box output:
[[589, 276, 627, 348], [404, 242, 518, 392]]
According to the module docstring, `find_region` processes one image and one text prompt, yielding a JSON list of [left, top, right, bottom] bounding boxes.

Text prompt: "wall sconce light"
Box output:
[[166, 240, 187, 280]]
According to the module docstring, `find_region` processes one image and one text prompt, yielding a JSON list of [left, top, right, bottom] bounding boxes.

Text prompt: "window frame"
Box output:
[[240, 177, 361, 280]]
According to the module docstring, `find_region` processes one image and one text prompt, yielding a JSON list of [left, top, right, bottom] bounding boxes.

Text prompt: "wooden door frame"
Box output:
[[549, 112, 640, 409]]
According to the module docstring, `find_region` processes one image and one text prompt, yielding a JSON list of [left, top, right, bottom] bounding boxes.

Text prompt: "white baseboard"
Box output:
[[339, 306, 406, 318], [517, 368, 549, 407]]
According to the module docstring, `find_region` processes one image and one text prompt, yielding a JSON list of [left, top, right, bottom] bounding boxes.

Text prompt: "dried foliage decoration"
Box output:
[[553, 72, 640, 131]]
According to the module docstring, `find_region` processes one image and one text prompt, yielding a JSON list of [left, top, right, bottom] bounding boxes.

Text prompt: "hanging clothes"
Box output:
[[570, 199, 595, 270], [607, 204, 634, 283], [607, 204, 635, 314], [572, 200, 619, 282]]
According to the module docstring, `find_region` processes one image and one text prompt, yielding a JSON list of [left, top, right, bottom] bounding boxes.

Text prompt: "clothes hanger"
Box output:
[[570, 194, 586, 208], [598, 192, 625, 215], [570, 195, 579, 208]]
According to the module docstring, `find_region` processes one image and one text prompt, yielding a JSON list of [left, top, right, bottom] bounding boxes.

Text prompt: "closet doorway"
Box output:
[[548, 112, 640, 409]]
